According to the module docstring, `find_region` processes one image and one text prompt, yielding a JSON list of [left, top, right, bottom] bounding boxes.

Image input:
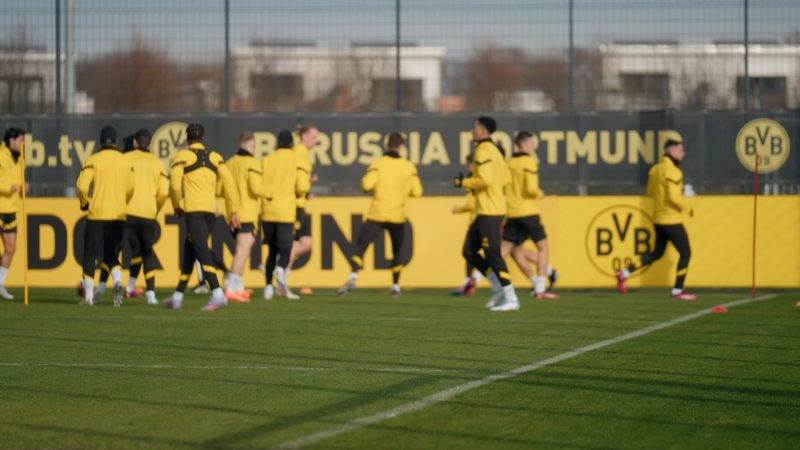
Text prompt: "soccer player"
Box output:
[[616, 139, 696, 300], [337, 132, 423, 298], [261, 130, 310, 300], [501, 131, 559, 299], [163, 123, 240, 311], [0, 127, 25, 299], [122, 128, 168, 305], [221, 131, 268, 301], [76, 126, 135, 306], [454, 116, 519, 312], [286, 124, 319, 290]]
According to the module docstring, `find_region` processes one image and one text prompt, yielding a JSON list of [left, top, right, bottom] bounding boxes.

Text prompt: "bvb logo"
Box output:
[[151, 121, 188, 170], [735, 118, 790, 173], [585, 205, 655, 278]]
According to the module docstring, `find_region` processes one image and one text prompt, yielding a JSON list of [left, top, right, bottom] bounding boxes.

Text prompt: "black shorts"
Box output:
[[294, 207, 311, 240], [124, 215, 159, 255], [503, 215, 546, 245], [0, 213, 16, 233], [232, 222, 259, 238]]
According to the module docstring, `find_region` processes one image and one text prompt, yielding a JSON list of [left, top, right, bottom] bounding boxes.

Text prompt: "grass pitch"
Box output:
[[0, 288, 798, 449]]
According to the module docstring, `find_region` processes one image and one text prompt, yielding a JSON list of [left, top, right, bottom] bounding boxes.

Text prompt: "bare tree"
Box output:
[[77, 34, 182, 112], [461, 43, 527, 110]]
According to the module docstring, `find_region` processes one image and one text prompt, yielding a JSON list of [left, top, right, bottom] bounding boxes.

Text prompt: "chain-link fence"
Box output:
[[2, 0, 799, 115]]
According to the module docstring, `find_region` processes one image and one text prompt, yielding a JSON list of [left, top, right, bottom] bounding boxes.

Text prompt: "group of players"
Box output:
[[0, 115, 697, 311]]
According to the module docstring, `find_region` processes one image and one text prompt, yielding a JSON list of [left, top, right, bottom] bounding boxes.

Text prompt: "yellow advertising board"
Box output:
[[6, 196, 800, 289]]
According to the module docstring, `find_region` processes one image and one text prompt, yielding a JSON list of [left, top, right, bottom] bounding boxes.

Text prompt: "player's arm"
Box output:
[[125, 161, 135, 203], [247, 160, 268, 199], [523, 161, 543, 199], [216, 157, 240, 214], [76, 156, 95, 210], [666, 175, 688, 212], [296, 165, 311, 198], [361, 161, 379, 193], [453, 193, 475, 214], [156, 165, 169, 212], [461, 148, 492, 191], [0, 158, 16, 194], [169, 152, 187, 212], [409, 167, 423, 198]]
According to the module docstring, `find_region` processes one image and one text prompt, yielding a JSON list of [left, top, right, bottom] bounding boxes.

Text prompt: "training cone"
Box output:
[[300, 287, 313, 296], [795, 300, 800, 308], [711, 305, 727, 314]]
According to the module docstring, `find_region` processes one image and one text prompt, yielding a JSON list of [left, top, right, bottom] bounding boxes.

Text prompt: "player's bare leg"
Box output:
[[532, 239, 558, 299], [226, 232, 255, 302], [0, 231, 16, 299]]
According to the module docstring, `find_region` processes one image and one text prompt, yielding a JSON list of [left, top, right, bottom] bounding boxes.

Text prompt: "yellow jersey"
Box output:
[[460, 139, 510, 216], [222, 150, 267, 224], [362, 152, 423, 224], [647, 155, 689, 225], [170, 143, 239, 215], [260, 147, 310, 223], [0, 144, 22, 214], [505, 152, 544, 219], [293, 143, 313, 209], [76, 147, 135, 221], [125, 149, 169, 220]]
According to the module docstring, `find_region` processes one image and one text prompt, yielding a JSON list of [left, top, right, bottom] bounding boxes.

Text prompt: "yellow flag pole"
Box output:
[[20, 144, 28, 306]]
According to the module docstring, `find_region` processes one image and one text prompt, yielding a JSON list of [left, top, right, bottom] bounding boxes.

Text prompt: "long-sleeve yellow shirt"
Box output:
[[221, 150, 267, 223], [460, 139, 510, 216], [505, 152, 544, 219], [170, 143, 239, 215], [362, 152, 423, 224], [125, 149, 169, 220], [76, 147, 135, 221], [647, 155, 689, 225], [293, 143, 313, 209], [0, 144, 22, 214], [260, 147, 310, 223]]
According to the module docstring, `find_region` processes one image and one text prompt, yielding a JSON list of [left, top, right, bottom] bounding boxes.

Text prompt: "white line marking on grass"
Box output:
[[276, 294, 778, 449], [0, 362, 452, 374]]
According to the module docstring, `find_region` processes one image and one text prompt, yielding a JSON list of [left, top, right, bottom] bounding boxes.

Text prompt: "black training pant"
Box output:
[[82, 219, 124, 281], [349, 220, 405, 283], [635, 223, 692, 290], [262, 222, 294, 285], [462, 215, 510, 287], [175, 212, 221, 293]]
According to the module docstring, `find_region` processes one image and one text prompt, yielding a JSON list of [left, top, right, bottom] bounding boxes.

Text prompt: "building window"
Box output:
[[364, 78, 425, 111], [249, 73, 303, 111], [737, 76, 786, 109], [620, 73, 670, 108]]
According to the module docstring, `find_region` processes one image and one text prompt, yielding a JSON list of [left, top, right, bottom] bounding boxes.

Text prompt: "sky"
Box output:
[[2, 0, 799, 63]]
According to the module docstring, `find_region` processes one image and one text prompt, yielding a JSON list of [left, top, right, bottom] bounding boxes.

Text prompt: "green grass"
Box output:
[[0, 288, 798, 449]]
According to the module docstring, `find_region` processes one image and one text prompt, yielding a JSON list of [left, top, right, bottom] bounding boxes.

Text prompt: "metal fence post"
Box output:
[[743, 0, 749, 111], [55, 0, 61, 114], [568, 0, 574, 112], [395, 0, 401, 111], [224, 0, 231, 113]]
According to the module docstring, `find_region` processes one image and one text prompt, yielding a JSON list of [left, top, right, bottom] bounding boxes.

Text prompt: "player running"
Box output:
[[337, 132, 422, 298], [616, 139, 696, 300], [286, 124, 319, 291], [0, 127, 26, 300]]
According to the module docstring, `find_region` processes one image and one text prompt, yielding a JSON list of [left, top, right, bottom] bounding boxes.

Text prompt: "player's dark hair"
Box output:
[[664, 139, 683, 151], [387, 132, 405, 151], [3, 127, 25, 147], [515, 131, 534, 148], [476, 116, 497, 134], [122, 134, 136, 152], [277, 130, 294, 148], [186, 123, 204, 143], [134, 128, 152, 150]]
